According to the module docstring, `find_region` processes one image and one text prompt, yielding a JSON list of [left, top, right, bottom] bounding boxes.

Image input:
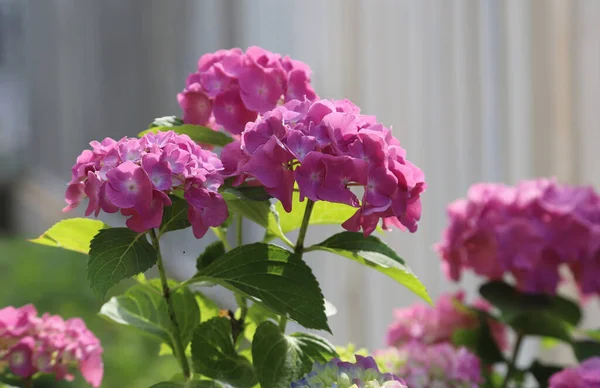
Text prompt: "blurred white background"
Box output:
[[2, 0, 600, 369]]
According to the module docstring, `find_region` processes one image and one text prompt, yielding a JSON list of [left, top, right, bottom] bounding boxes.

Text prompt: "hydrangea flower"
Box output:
[[435, 178, 600, 295], [221, 98, 426, 236], [386, 290, 507, 351], [178, 46, 317, 135], [292, 355, 407, 388], [0, 304, 103, 387], [549, 357, 600, 387], [374, 342, 482, 388], [63, 131, 228, 238]]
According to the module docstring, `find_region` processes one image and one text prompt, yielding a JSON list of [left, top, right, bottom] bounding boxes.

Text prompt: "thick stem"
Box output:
[[295, 200, 315, 254], [149, 229, 191, 380], [280, 199, 315, 333], [236, 214, 243, 247], [502, 332, 524, 388]]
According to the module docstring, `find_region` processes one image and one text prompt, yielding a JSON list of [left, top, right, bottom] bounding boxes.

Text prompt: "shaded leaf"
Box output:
[[221, 185, 272, 202], [196, 241, 225, 271], [160, 196, 191, 235], [191, 318, 257, 387], [190, 243, 329, 332], [29, 218, 108, 255], [290, 332, 338, 370], [99, 279, 199, 350], [509, 312, 571, 342], [139, 125, 234, 147], [252, 321, 305, 388], [572, 340, 600, 362], [149, 381, 223, 388], [222, 193, 284, 240], [195, 292, 221, 323], [480, 281, 581, 326], [243, 302, 279, 342], [274, 193, 356, 233], [452, 322, 505, 364], [530, 360, 562, 388], [88, 228, 157, 298], [309, 232, 431, 304]]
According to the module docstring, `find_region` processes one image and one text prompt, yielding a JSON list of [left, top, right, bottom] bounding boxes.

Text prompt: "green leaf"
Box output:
[[148, 116, 184, 128], [275, 192, 357, 234], [99, 279, 199, 349], [29, 218, 109, 254], [222, 193, 285, 241], [221, 184, 272, 202], [308, 232, 431, 304], [88, 228, 157, 298], [160, 196, 191, 235], [252, 321, 305, 387], [149, 381, 223, 388], [139, 125, 234, 147], [243, 302, 279, 342], [452, 323, 505, 364], [584, 328, 600, 342], [479, 281, 581, 326], [190, 243, 330, 332], [196, 241, 226, 271], [509, 312, 571, 342], [529, 360, 562, 388], [191, 317, 257, 387], [195, 292, 220, 323], [289, 332, 338, 369], [572, 340, 600, 362]]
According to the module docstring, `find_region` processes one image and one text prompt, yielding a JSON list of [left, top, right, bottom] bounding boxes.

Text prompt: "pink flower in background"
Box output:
[[0, 304, 103, 387], [435, 178, 600, 295], [223, 98, 426, 236], [63, 131, 228, 238], [178, 47, 317, 135], [549, 357, 600, 388], [386, 291, 508, 351], [374, 342, 482, 388]]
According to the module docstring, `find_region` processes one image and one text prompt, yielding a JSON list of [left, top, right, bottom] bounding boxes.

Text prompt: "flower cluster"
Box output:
[[385, 290, 507, 350], [436, 178, 600, 295], [221, 98, 426, 235], [292, 355, 407, 388], [177, 46, 317, 135], [548, 357, 600, 388], [63, 131, 228, 238], [374, 342, 482, 388], [0, 304, 103, 387]]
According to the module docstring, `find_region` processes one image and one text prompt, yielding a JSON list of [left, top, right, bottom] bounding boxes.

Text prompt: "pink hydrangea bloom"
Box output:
[[374, 342, 482, 388], [386, 291, 507, 351], [549, 357, 600, 388], [221, 98, 426, 236], [435, 178, 600, 295], [63, 131, 228, 238], [0, 304, 103, 387], [178, 47, 317, 135]]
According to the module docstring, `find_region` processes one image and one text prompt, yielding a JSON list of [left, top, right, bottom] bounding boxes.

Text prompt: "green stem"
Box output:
[[23, 378, 32, 388], [502, 332, 524, 388], [149, 229, 191, 380], [236, 214, 243, 247], [280, 199, 315, 333]]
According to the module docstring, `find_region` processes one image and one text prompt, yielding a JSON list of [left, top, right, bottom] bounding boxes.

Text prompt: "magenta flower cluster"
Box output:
[[436, 178, 600, 295], [221, 98, 426, 236], [63, 131, 228, 238], [0, 305, 103, 387], [177, 46, 317, 135], [549, 357, 600, 388], [385, 290, 507, 350], [374, 343, 482, 388]]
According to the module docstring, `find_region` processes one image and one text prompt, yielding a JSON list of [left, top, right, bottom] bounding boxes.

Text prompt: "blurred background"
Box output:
[[1, 0, 600, 386]]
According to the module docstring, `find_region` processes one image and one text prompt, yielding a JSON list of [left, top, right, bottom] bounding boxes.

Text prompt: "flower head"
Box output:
[[385, 291, 507, 351], [374, 343, 482, 388], [292, 355, 407, 388], [436, 178, 600, 295], [223, 98, 425, 236], [178, 47, 317, 134], [549, 357, 600, 388], [0, 305, 103, 387], [63, 131, 228, 238]]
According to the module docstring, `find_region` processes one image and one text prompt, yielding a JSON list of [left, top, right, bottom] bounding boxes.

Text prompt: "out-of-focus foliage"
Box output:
[[0, 238, 179, 387]]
